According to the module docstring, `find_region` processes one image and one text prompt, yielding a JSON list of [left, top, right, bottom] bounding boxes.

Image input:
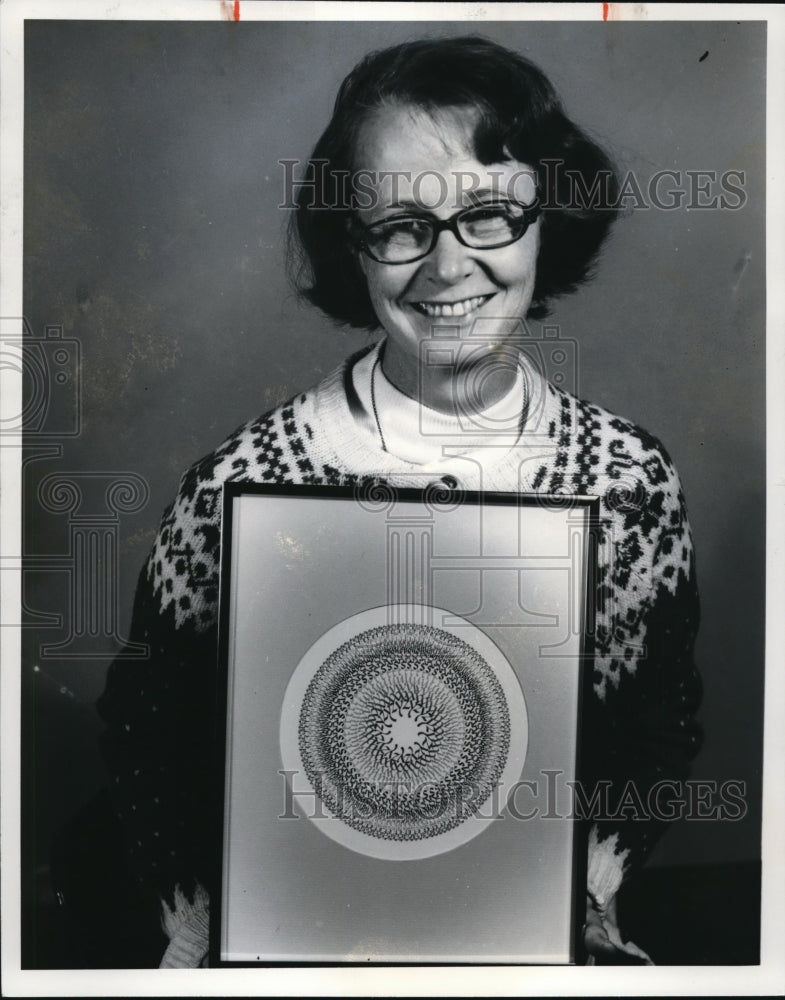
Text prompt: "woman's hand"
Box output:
[[582, 895, 653, 965]]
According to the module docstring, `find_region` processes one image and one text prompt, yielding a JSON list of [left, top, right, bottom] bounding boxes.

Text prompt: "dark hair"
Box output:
[[289, 36, 620, 325]]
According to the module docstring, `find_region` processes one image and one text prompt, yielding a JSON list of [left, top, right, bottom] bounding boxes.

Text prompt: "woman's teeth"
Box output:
[[413, 294, 492, 318]]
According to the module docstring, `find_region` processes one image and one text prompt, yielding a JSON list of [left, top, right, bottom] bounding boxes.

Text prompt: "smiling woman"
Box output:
[[350, 104, 541, 410], [96, 35, 702, 968]]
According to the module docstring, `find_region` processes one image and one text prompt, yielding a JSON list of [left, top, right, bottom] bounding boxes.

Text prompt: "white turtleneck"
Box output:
[[351, 340, 527, 468]]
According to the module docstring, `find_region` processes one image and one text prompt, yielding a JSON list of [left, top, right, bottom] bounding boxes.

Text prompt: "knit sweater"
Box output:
[[97, 343, 702, 965]]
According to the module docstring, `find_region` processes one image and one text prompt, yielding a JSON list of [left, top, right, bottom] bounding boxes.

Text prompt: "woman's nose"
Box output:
[[425, 229, 474, 283]]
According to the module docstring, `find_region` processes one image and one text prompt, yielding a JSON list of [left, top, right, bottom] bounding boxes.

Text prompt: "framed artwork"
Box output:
[[211, 484, 598, 965]]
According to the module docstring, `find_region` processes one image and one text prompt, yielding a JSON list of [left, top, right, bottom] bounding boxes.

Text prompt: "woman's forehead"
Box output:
[[352, 102, 535, 211], [354, 102, 478, 171]]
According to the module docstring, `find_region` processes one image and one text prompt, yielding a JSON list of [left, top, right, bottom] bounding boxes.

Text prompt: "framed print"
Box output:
[[212, 484, 598, 966], [6, 6, 779, 994]]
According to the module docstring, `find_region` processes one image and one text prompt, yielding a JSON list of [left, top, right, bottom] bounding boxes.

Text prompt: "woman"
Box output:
[[98, 36, 702, 967]]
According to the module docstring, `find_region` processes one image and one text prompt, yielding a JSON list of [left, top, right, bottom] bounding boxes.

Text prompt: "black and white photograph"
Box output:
[[1, 2, 782, 996]]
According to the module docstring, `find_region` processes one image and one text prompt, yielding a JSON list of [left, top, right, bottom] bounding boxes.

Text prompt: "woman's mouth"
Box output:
[[411, 293, 494, 318]]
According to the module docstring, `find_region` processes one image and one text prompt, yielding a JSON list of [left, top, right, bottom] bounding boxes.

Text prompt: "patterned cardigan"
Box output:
[[97, 347, 702, 955]]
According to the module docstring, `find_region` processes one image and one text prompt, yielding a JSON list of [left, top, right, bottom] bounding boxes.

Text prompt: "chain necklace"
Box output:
[[370, 353, 527, 456], [370, 354, 388, 452]]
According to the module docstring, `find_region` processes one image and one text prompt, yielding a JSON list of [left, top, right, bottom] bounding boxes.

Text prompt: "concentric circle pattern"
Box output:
[[298, 623, 511, 842]]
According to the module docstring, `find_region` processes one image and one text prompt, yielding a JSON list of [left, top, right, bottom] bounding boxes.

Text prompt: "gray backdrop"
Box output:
[[21, 17, 765, 902]]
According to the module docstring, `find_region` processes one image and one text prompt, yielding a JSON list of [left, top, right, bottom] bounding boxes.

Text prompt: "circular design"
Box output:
[[0, 346, 47, 430], [280, 606, 527, 860], [424, 478, 464, 512], [352, 479, 398, 513]]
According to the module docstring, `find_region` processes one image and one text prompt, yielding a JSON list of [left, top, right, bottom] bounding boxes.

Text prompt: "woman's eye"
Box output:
[[469, 204, 520, 222], [379, 218, 429, 236], [463, 206, 515, 234], [372, 217, 431, 246]]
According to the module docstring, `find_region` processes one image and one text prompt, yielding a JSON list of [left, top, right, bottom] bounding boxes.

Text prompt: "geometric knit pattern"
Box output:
[[149, 348, 698, 704], [97, 346, 702, 941]]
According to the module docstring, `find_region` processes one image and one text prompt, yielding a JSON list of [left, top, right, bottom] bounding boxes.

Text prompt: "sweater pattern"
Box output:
[[99, 356, 701, 909]]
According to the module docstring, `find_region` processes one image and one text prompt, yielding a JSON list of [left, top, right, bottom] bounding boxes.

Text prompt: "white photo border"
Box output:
[[1, 2, 783, 996]]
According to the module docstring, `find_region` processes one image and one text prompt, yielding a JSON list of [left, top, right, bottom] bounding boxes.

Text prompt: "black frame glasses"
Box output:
[[351, 201, 541, 265]]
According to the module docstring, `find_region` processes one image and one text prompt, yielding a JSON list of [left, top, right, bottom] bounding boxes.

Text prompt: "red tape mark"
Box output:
[[234, 0, 240, 20], [602, 2, 609, 20]]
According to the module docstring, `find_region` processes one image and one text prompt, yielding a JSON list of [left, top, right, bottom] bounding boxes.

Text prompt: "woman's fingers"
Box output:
[[583, 896, 651, 964], [584, 915, 621, 959]]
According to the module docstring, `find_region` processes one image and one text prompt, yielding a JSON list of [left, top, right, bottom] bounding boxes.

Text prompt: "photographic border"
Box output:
[[1, 2, 783, 996]]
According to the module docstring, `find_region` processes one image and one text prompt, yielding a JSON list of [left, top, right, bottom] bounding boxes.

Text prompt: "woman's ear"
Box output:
[[340, 237, 369, 292], [355, 249, 370, 280], [345, 218, 370, 279]]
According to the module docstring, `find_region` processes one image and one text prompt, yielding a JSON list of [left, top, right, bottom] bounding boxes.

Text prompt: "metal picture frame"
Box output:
[[211, 483, 598, 966]]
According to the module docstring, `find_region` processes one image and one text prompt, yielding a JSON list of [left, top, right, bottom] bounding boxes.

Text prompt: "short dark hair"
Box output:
[[289, 35, 620, 325]]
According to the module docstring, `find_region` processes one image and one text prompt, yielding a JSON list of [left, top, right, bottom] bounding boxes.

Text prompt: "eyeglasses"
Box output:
[[351, 201, 541, 265]]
